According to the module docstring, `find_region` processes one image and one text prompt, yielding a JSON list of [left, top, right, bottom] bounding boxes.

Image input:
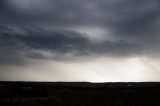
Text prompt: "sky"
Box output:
[[0, 0, 160, 82]]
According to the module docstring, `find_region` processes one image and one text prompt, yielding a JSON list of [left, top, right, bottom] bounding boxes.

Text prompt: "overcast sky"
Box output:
[[0, 0, 160, 82]]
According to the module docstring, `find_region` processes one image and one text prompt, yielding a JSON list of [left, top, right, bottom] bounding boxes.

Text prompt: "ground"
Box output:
[[0, 82, 160, 106]]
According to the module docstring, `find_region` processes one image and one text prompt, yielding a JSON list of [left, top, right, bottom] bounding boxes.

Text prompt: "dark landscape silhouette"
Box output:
[[0, 81, 160, 106]]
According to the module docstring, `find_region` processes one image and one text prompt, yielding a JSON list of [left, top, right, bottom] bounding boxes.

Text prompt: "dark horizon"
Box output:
[[1, 81, 160, 105]]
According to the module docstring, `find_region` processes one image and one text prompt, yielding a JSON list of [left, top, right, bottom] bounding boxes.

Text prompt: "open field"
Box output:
[[0, 82, 160, 106]]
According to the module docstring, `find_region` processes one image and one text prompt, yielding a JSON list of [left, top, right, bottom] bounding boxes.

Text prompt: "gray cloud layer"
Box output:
[[0, 25, 141, 65], [0, 0, 160, 65]]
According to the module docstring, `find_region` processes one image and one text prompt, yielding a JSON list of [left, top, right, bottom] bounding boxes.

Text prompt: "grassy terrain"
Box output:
[[0, 82, 160, 106]]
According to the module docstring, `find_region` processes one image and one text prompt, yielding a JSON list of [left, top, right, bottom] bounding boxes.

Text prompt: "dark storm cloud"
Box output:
[[3, 0, 160, 43], [0, 25, 140, 65], [0, 0, 160, 65], [3, 0, 159, 25]]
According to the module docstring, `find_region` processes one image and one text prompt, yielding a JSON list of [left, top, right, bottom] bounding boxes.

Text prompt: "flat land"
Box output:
[[0, 82, 160, 106]]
